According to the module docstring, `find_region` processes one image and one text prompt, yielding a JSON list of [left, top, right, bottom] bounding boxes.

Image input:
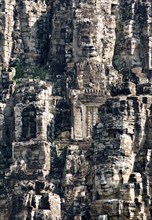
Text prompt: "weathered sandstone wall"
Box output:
[[0, 0, 152, 220]]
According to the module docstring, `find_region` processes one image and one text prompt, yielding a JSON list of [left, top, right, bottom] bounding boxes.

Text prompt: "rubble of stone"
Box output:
[[0, 0, 152, 220]]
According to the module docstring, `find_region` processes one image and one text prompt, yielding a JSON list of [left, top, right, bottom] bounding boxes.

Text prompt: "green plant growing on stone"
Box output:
[[14, 61, 25, 78], [29, 67, 47, 80], [14, 61, 47, 80]]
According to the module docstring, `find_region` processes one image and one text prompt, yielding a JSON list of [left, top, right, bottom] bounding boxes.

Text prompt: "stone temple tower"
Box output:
[[0, 0, 152, 220]]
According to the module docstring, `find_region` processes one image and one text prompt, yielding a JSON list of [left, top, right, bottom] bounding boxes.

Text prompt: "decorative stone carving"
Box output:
[[1, 0, 152, 220], [90, 97, 152, 219]]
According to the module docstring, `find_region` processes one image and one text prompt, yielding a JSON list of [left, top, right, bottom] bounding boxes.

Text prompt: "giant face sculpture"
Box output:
[[93, 127, 135, 199], [94, 153, 134, 199], [94, 163, 122, 198]]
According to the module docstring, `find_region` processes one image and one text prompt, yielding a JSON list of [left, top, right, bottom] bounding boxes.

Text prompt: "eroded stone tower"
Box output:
[[0, 0, 152, 219]]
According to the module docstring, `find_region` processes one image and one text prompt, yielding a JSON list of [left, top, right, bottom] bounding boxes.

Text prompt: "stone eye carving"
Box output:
[[105, 170, 113, 178]]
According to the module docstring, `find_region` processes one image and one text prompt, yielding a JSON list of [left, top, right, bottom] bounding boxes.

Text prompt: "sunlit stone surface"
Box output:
[[0, 0, 152, 219]]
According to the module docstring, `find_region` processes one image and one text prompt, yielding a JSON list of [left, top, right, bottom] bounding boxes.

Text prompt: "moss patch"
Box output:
[[14, 61, 47, 80]]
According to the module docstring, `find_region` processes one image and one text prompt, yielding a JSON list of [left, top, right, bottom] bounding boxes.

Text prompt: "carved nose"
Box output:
[[100, 176, 107, 185], [100, 181, 107, 186]]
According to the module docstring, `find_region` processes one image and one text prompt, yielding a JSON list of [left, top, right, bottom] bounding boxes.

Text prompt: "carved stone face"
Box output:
[[73, 19, 101, 60], [95, 164, 121, 198], [81, 35, 98, 57], [94, 153, 134, 198]]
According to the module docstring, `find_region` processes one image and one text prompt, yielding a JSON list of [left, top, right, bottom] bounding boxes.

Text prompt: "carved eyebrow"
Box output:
[[105, 170, 113, 174]]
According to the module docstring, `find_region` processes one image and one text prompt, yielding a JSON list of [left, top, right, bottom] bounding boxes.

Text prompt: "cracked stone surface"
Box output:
[[0, 0, 152, 220]]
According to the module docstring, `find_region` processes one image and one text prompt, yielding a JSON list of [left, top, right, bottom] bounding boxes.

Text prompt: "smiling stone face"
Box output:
[[94, 164, 122, 198], [94, 152, 135, 199]]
